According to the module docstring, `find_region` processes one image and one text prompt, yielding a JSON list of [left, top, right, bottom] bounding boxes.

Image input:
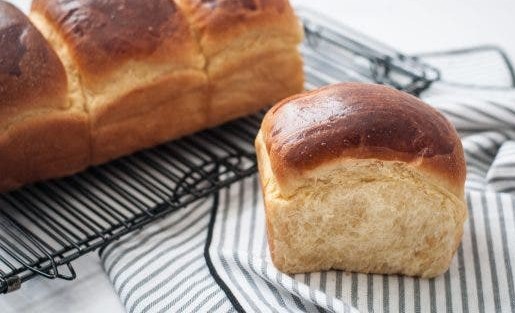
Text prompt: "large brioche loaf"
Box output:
[[256, 83, 467, 277], [0, 0, 304, 192]]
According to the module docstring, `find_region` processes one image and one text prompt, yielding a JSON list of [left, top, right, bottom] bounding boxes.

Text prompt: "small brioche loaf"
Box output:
[[256, 83, 467, 278], [0, 0, 303, 192]]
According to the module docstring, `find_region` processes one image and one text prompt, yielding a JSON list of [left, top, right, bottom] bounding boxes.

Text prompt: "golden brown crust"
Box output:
[[207, 48, 304, 127], [0, 0, 303, 192], [90, 71, 208, 164], [31, 0, 210, 164], [261, 83, 466, 198], [31, 0, 202, 81], [175, 0, 301, 56], [175, 0, 304, 127], [0, 112, 90, 191], [0, 1, 68, 126], [0, 1, 90, 192]]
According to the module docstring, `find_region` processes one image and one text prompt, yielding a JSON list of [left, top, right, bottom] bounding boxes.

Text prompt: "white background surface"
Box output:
[[1, 1, 515, 312]]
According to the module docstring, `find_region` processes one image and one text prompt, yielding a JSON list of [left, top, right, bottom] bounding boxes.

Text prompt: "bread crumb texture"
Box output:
[[256, 133, 467, 278]]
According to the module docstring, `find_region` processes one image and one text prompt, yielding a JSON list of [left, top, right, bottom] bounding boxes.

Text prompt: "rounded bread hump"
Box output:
[[0, 0, 68, 127], [175, 0, 302, 53], [31, 0, 197, 77], [181, 0, 293, 26], [261, 83, 466, 198]]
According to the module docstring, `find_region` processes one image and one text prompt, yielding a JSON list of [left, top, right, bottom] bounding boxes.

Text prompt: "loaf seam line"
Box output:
[[174, 1, 213, 123], [73, 63, 94, 167], [30, 12, 94, 166]]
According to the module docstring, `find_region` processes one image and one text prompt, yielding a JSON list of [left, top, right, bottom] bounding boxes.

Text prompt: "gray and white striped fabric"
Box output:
[[100, 63, 515, 311]]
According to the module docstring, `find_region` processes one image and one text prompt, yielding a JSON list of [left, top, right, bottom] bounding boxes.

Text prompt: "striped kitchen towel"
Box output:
[[100, 55, 515, 311]]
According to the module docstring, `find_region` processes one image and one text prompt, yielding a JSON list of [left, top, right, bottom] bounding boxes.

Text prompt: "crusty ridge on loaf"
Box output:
[[256, 83, 467, 277]]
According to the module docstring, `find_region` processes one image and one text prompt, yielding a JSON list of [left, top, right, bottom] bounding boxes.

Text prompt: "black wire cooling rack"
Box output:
[[0, 9, 441, 294]]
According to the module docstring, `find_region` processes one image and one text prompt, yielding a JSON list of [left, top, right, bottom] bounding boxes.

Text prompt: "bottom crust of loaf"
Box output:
[[91, 90, 209, 165], [0, 110, 90, 192], [207, 48, 304, 128], [255, 132, 467, 278], [89, 70, 209, 165]]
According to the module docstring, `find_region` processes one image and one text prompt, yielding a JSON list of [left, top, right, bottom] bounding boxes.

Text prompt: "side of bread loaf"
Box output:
[[175, 0, 304, 126], [256, 83, 467, 278], [0, 1, 90, 191], [0, 0, 303, 192]]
